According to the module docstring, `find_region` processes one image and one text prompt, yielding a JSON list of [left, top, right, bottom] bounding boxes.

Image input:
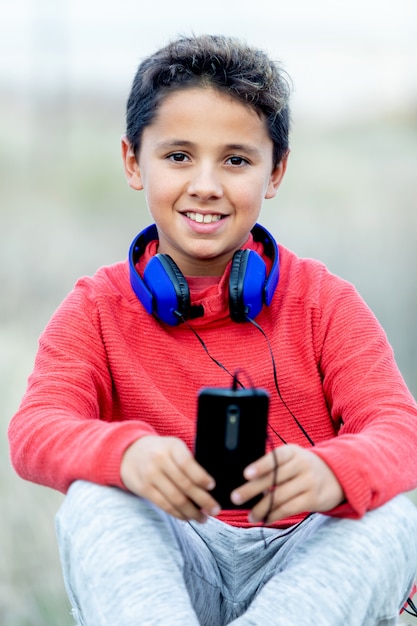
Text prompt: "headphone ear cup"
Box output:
[[229, 250, 249, 322], [143, 254, 190, 325], [156, 254, 190, 315], [229, 249, 267, 322]]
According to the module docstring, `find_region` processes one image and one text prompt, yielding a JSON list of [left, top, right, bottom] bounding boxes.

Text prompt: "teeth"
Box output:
[[186, 212, 222, 224]]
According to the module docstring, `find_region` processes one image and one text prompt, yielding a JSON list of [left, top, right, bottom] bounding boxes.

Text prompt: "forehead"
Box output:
[[145, 86, 271, 145]]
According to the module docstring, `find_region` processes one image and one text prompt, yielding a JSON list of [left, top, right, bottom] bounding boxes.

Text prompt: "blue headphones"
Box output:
[[128, 223, 280, 326]]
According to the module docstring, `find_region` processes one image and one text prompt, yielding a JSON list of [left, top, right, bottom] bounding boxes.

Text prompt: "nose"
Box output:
[[187, 164, 223, 200]]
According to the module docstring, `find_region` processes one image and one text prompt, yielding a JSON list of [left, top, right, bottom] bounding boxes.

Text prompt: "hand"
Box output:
[[120, 435, 221, 523], [230, 444, 345, 524]]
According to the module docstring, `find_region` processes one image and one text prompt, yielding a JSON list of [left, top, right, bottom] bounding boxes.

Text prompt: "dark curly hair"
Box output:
[[126, 34, 291, 167]]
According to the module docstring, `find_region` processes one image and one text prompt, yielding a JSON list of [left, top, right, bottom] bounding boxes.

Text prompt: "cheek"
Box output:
[[144, 180, 173, 208], [151, 173, 183, 202], [234, 182, 266, 211]]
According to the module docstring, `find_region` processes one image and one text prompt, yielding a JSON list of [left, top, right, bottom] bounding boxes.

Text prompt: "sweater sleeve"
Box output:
[[8, 276, 157, 493], [312, 276, 417, 518]]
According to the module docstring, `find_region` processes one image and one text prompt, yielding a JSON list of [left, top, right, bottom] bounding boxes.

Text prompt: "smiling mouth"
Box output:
[[185, 212, 223, 224]]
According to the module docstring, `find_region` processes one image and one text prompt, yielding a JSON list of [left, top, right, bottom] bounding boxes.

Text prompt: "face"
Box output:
[[122, 87, 287, 276]]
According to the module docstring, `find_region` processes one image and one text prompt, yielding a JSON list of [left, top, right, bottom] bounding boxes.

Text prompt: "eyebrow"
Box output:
[[155, 140, 194, 150], [156, 140, 262, 157], [224, 143, 262, 157]]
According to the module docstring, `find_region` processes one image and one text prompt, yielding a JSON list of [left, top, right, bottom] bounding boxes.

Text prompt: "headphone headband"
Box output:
[[128, 223, 279, 325]]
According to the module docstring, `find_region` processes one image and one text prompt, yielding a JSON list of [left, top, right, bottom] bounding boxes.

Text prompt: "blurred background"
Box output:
[[1, 0, 416, 623]]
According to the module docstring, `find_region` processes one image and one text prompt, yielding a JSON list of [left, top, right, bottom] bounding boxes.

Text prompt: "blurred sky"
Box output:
[[1, 0, 416, 123]]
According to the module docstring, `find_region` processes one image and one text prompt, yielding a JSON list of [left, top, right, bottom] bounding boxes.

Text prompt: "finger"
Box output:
[[256, 490, 312, 525], [243, 451, 276, 481], [171, 447, 216, 492], [168, 450, 222, 513], [159, 457, 220, 518], [232, 449, 298, 506], [163, 470, 221, 518], [230, 473, 273, 507], [243, 444, 297, 481], [250, 478, 310, 523], [149, 473, 209, 522]]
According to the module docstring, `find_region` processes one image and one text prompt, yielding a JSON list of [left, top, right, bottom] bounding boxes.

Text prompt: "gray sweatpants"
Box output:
[[56, 481, 417, 625]]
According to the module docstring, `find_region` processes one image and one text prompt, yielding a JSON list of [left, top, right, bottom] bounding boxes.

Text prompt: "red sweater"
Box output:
[[8, 234, 417, 527]]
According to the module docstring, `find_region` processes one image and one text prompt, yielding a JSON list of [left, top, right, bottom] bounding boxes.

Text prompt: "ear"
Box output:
[[121, 135, 143, 191], [264, 150, 289, 199]]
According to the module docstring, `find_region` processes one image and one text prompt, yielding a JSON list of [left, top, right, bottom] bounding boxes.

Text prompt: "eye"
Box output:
[[226, 155, 249, 167], [167, 152, 189, 163]]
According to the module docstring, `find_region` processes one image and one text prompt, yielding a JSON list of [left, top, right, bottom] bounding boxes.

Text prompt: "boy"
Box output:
[[8, 34, 417, 625]]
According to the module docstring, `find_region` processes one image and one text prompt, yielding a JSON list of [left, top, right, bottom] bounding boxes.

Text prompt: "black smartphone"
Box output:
[[194, 386, 269, 509]]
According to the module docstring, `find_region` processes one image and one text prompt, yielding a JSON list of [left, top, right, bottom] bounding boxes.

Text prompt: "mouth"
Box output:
[[184, 211, 223, 224]]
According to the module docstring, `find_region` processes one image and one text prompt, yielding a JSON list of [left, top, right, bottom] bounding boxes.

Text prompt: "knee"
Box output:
[[337, 495, 417, 592], [349, 496, 417, 559], [371, 495, 417, 552], [377, 495, 417, 576], [56, 480, 173, 546], [56, 481, 150, 550], [56, 481, 116, 533], [306, 496, 417, 584], [56, 481, 112, 552]]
